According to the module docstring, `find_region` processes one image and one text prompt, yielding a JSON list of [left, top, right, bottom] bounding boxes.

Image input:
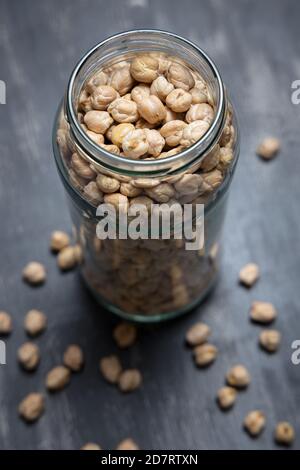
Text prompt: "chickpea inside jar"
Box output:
[[53, 30, 239, 322]]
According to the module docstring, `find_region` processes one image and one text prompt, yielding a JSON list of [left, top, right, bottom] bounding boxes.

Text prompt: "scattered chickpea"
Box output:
[[244, 410, 266, 437], [274, 422, 295, 446], [186, 322, 211, 346], [226, 365, 251, 389], [81, 443, 102, 450], [118, 369, 142, 393], [63, 344, 84, 372], [239, 263, 260, 288], [217, 386, 237, 410], [193, 343, 218, 367], [18, 342, 40, 371], [23, 262, 46, 286], [259, 329, 281, 352], [116, 439, 139, 450], [18, 393, 45, 422], [57, 245, 82, 271], [250, 301, 277, 324], [0, 311, 12, 335], [256, 137, 280, 160], [113, 322, 137, 349], [100, 355, 122, 384], [24, 309, 47, 337], [50, 231, 70, 252], [46, 365, 71, 392]]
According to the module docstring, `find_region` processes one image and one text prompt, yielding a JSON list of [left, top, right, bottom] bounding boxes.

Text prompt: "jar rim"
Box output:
[[66, 29, 226, 177]]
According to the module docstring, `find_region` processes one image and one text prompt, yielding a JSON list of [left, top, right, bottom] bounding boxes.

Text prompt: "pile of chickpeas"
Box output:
[[56, 52, 236, 317]]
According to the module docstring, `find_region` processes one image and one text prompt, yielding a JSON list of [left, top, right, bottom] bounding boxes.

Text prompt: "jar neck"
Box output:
[[65, 29, 227, 178]]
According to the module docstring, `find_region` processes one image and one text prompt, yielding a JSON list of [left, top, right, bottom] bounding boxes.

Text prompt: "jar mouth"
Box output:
[[66, 29, 226, 177]]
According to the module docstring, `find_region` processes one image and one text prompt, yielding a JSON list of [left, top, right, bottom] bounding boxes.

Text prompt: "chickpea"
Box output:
[[120, 182, 142, 198], [174, 174, 203, 196], [122, 129, 149, 159], [202, 169, 223, 192], [90, 85, 119, 110], [131, 178, 160, 190], [190, 87, 208, 104], [137, 95, 166, 124], [150, 76, 174, 102], [145, 183, 175, 203], [167, 63, 195, 91], [160, 120, 187, 147], [201, 144, 220, 171], [100, 143, 121, 155], [107, 98, 139, 123], [180, 120, 210, 147], [105, 124, 116, 142], [86, 71, 108, 93], [131, 84, 151, 103], [144, 129, 165, 157], [103, 193, 129, 213], [96, 174, 120, 194], [135, 118, 156, 129], [71, 152, 97, 180], [149, 52, 170, 74], [111, 123, 135, 147], [166, 88, 192, 113], [186, 103, 214, 124], [162, 107, 184, 124], [85, 130, 104, 146], [129, 195, 153, 212], [84, 110, 113, 134], [78, 89, 92, 113], [109, 66, 135, 96], [130, 54, 159, 83], [83, 181, 103, 204], [218, 147, 233, 171]]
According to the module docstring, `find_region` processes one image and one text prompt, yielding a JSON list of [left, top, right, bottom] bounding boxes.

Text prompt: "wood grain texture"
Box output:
[[0, 0, 300, 450]]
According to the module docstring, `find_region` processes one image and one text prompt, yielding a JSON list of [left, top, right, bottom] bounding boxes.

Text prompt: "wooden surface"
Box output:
[[0, 0, 300, 450]]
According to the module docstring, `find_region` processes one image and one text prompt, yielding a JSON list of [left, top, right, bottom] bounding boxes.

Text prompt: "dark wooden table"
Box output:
[[0, 0, 300, 450]]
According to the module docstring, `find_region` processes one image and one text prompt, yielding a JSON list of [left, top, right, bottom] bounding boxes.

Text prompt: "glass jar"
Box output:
[[53, 30, 239, 322]]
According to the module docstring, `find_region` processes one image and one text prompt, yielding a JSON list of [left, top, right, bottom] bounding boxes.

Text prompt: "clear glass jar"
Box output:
[[53, 30, 239, 322]]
